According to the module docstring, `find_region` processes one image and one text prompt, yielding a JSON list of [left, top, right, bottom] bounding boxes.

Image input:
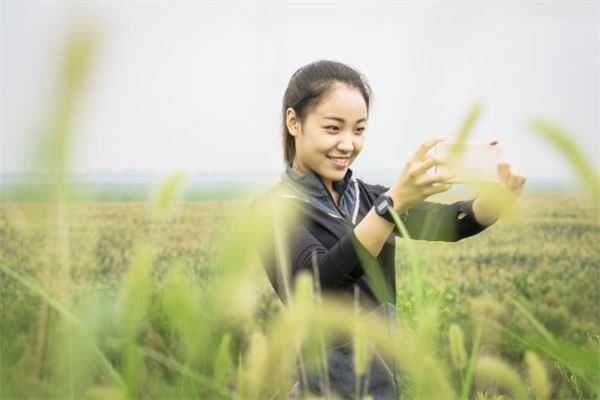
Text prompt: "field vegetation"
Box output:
[[1, 27, 598, 399]]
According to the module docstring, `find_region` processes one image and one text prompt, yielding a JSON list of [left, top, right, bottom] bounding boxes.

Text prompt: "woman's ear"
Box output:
[[286, 107, 300, 137]]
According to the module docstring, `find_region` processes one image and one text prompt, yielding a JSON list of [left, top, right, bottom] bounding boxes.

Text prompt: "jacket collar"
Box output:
[[282, 162, 354, 197], [276, 162, 359, 223]]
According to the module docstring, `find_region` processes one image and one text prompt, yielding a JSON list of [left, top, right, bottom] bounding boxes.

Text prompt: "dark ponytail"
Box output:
[[281, 60, 373, 166]]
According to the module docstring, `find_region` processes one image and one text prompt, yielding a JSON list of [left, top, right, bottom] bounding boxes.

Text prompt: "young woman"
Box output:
[[252, 60, 526, 399]]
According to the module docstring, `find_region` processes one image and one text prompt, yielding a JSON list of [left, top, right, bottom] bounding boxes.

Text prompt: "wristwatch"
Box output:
[[374, 193, 396, 223]]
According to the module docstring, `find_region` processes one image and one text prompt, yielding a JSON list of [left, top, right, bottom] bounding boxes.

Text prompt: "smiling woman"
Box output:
[[251, 60, 509, 399], [286, 82, 368, 206]]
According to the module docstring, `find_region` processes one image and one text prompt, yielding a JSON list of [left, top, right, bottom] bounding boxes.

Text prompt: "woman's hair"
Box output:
[[281, 60, 373, 165]]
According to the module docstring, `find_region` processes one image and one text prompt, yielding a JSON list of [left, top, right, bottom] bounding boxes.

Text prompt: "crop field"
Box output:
[[0, 190, 598, 399], [2, 22, 598, 399]]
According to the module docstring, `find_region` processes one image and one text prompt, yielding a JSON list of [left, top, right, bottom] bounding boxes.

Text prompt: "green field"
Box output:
[[0, 191, 598, 399]]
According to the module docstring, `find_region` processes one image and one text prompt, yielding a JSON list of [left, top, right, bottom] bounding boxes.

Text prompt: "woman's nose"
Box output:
[[337, 133, 354, 152]]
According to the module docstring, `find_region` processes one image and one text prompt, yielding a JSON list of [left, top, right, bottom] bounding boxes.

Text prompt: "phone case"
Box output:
[[434, 143, 500, 183]]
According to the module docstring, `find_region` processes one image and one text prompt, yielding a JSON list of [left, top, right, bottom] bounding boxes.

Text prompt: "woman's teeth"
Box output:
[[328, 156, 349, 167]]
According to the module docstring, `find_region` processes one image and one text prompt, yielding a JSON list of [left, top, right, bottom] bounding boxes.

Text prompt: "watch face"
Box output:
[[376, 201, 388, 213], [375, 195, 391, 215]]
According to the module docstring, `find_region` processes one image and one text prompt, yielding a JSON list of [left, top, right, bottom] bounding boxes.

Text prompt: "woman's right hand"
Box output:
[[387, 136, 454, 212]]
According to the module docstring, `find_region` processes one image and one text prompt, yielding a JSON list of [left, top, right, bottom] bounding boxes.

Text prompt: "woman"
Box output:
[[251, 60, 526, 399]]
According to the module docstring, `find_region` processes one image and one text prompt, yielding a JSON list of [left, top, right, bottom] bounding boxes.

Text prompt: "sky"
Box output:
[[1, 1, 598, 185]]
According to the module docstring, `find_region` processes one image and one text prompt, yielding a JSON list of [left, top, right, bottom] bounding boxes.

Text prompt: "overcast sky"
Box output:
[[1, 1, 598, 184]]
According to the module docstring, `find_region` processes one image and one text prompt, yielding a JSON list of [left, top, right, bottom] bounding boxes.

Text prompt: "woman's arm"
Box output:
[[251, 195, 373, 300], [354, 135, 534, 251], [286, 220, 367, 287], [353, 204, 396, 257], [353, 136, 464, 254], [393, 197, 490, 241]]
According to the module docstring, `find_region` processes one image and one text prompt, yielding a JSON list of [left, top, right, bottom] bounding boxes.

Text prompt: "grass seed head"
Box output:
[[524, 350, 551, 400], [449, 324, 467, 371]]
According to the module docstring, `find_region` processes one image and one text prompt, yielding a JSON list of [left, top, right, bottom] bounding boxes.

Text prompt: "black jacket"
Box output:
[[251, 164, 490, 311]]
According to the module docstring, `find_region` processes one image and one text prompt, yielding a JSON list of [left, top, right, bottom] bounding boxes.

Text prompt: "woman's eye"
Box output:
[[325, 126, 340, 132], [356, 127, 366, 134]]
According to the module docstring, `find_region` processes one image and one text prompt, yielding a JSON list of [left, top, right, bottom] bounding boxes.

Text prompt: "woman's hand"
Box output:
[[472, 138, 527, 225], [387, 136, 454, 212]]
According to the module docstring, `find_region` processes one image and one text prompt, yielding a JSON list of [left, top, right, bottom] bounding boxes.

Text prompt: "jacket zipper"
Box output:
[[316, 175, 352, 223]]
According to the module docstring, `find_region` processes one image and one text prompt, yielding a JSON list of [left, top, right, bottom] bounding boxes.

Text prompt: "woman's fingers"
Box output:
[[412, 136, 446, 162], [409, 155, 443, 177], [415, 173, 454, 187], [517, 171, 527, 187], [512, 168, 526, 189], [423, 182, 452, 196], [507, 166, 519, 188], [498, 162, 510, 187]]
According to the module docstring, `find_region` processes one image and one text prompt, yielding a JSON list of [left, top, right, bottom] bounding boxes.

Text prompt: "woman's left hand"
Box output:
[[472, 138, 527, 225]]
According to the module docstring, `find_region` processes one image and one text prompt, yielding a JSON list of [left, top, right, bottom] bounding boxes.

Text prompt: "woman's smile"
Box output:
[[327, 155, 351, 169]]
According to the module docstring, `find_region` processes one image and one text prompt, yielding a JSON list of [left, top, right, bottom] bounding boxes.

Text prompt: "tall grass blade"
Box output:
[[153, 170, 187, 219], [0, 262, 125, 391], [389, 207, 423, 315], [449, 324, 467, 371], [529, 118, 600, 207], [116, 245, 154, 398], [449, 101, 483, 161], [500, 303, 600, 395], [139, 345, 231, 398], [460, 323, 483, 400]]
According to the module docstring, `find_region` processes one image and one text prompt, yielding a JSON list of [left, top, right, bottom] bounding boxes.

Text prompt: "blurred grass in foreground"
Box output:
[[1, 27, 599, 400], [1, 192, 597, 398]]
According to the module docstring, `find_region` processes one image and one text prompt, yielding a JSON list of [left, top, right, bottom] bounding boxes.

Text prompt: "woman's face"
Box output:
[[287, 83, 368, 191]]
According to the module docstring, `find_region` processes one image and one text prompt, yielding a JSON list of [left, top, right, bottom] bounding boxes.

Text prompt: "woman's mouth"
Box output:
[[327, 155, 350, 169]]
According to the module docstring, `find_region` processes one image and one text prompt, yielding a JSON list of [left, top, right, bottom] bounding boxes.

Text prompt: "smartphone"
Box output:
[[433, 142, 500, 183]]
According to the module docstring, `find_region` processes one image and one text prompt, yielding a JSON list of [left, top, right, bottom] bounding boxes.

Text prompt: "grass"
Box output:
[[1, 26, 599, 399], [1, 191, 598, 399]]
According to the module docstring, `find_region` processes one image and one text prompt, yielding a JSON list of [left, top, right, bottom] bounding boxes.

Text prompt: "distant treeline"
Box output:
[[0, 180, 579, 202], [0, 182, 269, 202]]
